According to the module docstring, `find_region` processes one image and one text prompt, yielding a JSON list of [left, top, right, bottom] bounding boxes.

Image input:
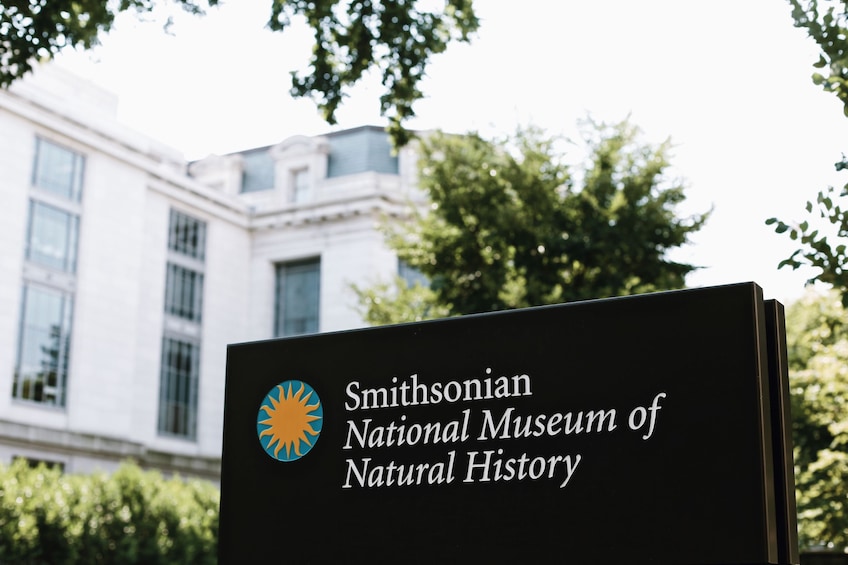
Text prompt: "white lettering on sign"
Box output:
[[340, 370, 668, 492], [464, 449, 582, 489], [344, 369, 532, 411]]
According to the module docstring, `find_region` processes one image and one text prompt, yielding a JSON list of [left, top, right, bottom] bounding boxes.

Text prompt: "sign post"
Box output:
[[219, 282, 798, 564]]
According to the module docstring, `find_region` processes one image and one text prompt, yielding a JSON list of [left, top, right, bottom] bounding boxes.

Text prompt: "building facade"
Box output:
[[0, 66, 423, 480]]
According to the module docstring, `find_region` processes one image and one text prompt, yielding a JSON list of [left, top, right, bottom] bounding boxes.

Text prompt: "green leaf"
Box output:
[[356, 119, 708, 319]]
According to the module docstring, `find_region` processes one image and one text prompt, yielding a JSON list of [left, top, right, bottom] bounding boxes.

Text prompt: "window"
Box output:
[[168, 209, 206, 260], [13, 285, 73, 406], [164, 263, 204, 322], [326, 127, 399, 177], [26, 200, 79, 273], [158, 209, 205, 439], [13, 456, 65, 472], [32, 138, 84, 201], [158, 337, 199, 439], [275, 259, 320, 337], [291, 168, 310, 204], [13, 138, 84, 409], [399, 259, 429, 288], [241, 149, 275, 193]]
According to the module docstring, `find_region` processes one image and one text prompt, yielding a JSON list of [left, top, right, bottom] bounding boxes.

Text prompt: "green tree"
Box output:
[[785, 289, 848, 549], [788, 0, 848, 117], [354, 120, 709, 323], [270, 0, 478, 146], [0, 0, 478, 146], [767, 0, 848, 302], [0, 0, 215, 87], [353, 277, 450, 326], [765, 1, 848, 551]]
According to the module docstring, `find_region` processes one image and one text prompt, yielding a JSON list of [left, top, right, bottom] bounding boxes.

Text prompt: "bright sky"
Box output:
[[55, 0, 848, 305]]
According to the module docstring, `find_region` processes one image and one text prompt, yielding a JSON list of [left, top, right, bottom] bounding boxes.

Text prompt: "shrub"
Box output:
[[0, 459, 218, 564]]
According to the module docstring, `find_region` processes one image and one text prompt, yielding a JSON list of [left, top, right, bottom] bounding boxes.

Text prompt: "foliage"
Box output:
[[767, 0, 848, 301], [769, 5, 848, 542], [768, 181, 848, 304], [270, 0, 478, 147], [353, 277, 450, 326], [0, 0, 215, 89], [789, 0, 848, 117], [785, 289, 848, 549], [356, 120, 709, 322], [0, 0, 478, 147], [0, 459, 219, 564]]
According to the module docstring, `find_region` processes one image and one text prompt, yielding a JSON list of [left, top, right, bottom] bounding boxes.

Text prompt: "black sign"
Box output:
[[219, 282, 798, 564]]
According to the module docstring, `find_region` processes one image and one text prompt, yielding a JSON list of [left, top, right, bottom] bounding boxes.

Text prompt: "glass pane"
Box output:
[[275, 259, 320, 336], [168, 209, 206, 261], [32, 138, 84, 201], [292, 169, 310, 203], [164, 263, 203, 322], [13, 285, 72, 406], [241, 149, 275, 193], [27, 201, 79, 272], [158, 337, 198, 439]]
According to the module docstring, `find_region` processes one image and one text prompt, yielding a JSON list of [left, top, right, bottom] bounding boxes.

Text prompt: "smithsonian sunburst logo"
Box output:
[[257, 380, 323, 462]]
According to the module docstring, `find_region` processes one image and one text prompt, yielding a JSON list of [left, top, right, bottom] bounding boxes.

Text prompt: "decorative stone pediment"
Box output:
[[270, 135, 329, 160]]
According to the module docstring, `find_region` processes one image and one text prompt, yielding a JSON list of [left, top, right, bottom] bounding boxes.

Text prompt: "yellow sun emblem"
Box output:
[[257, 380, 323, 462]]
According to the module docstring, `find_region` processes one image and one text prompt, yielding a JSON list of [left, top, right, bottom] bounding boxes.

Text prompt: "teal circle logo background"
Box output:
[[256, 380, 323, 462]]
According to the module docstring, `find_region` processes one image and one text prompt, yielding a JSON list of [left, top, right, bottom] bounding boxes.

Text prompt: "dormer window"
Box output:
[[291, 168, 310, 203]]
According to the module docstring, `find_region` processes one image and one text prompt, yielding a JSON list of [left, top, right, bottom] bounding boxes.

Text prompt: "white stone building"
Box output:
[[0, 66, 422, 480]]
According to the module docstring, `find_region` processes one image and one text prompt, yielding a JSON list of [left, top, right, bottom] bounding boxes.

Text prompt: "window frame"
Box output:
[[25, 199, 80, 273], [164, 262, 204, 323], [168, 209, 207, 261], [290, 168, 310, 204], [31, 137, 85, 202], [12, 283, 73, 407], [158, 208, 207, 440], [157, 335, 200, 440], [274, 258, 321, 337]]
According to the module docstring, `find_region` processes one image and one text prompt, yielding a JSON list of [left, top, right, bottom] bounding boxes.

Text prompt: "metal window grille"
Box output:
[[168, 209, 206, 261], [158, 337, 199, 439], [164, 263, 204, 322]]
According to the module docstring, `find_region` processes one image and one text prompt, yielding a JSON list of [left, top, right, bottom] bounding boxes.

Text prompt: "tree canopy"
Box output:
[[0, 0, 215, 87], [270, 0, 478, 146], [765, 4, 848, 550], [789, 0, 848, 117], [785, 289, 848, 549], [354, 120, 710, 323], [0, 0, 478, 146], [767, 0, 848, 302]]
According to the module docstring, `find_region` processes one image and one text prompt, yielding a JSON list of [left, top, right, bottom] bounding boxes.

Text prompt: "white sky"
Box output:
[[55, 0, 848, 305]]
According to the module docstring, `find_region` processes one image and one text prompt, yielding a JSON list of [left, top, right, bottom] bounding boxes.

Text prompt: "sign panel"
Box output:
[[219, 282, 798, 564]]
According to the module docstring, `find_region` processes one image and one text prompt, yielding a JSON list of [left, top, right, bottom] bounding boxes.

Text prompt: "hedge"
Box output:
[[0, 459, 218, 564]]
